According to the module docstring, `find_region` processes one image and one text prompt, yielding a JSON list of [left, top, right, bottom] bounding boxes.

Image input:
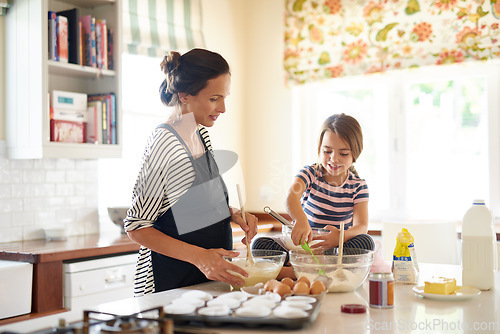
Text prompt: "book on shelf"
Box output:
[[107, 28, 114, 70], [48, 11, 58, 61], [50, 119, 86, 143], [95, 20, 102, 69], [109, 93, 117, 144], [49, 11, 113, 69], [96, 19, 107, 69], [57, 15, 68, 63], [91, 17, 97, 68], [88, 93, 116, 144], [79, 15, 96, 67], [79, 22, 83, 66], [86, 101, 102, 144], [56, 8, 80, 65]]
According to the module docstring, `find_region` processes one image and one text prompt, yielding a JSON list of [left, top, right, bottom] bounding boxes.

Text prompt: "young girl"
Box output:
[[252, 113, 374, 276]]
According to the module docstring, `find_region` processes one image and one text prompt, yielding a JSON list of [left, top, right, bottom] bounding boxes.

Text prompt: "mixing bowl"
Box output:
[[224, 250, 287, 289], [107, 206, 129, 234], [281, 225, 330, 250], [290, 248, 374, 292]]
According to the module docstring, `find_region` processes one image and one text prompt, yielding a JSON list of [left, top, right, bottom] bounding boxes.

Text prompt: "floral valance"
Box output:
[[285, 0, 500, 84]]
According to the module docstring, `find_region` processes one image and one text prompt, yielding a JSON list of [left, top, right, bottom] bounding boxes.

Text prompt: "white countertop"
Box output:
[[2, 263, 498, 333]]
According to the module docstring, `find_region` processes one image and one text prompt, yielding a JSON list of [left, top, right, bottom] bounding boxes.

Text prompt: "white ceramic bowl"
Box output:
[[107, 206, 129, 234], [43, 226, 67, 241]]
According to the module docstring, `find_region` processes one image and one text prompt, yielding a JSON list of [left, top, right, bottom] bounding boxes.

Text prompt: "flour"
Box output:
[[300, 270, 366, 292]]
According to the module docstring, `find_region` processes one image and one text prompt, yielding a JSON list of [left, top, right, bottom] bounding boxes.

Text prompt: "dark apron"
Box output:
[[151, 124, 232, 293]]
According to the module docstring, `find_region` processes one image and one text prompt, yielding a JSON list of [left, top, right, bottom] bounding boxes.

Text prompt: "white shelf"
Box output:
[[59, 0, 115, 8], [48, 60, 116, 78], [5, 0, 122, 160]]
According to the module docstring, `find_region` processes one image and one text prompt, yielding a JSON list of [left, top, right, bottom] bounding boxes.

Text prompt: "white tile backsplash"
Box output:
[[0, 144, 100, 243]]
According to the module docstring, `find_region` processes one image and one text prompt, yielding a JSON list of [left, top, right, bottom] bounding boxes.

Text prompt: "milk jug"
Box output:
[[461, 200, 497, 290]]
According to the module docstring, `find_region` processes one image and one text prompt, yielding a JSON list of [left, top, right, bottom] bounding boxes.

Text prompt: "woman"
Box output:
[[124, 48, 258, 296]]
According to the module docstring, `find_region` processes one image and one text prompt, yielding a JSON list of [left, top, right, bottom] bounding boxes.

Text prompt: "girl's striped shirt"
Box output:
[[124, 124, 213, 297], [296, 164, 369, 229]]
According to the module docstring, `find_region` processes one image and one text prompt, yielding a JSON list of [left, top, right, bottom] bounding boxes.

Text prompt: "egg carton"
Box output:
[[161, 290, 323, 329]]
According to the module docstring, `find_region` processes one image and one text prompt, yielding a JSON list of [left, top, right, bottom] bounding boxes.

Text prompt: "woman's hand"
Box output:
[[231, 209, 258, 245], [291, 219, 313, 246], [310, 225, 340, 249], [194, 248, 249, 287]]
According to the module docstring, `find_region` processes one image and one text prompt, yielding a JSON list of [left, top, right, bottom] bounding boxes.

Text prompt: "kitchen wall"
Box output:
[[0, 15, 5, 141], [0, 1, 292, 243], [200, 0, 293, 213]]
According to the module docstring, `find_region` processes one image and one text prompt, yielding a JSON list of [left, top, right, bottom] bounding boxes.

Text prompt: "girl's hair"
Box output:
[[159, 48, 230, 122], [316, 113, 363, 177]]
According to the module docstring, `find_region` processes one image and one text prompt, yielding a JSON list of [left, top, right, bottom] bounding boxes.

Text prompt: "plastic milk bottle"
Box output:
[[462, 199, 497, 290]]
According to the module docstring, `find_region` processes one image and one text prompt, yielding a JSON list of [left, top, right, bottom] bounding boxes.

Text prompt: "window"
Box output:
[[292, 61, 500, 221], [98, 54, 166, 227]]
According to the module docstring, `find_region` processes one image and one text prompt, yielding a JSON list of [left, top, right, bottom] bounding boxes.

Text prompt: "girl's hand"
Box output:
[[231, 210, 258, 245], [291, 219, 313, 246], [194, 248, 248, 287], [310, 225, 340, 249]]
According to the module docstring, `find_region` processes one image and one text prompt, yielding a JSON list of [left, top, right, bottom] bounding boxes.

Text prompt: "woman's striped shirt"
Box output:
[[297, 165, 369, 229], [124, 124, 213, 297]]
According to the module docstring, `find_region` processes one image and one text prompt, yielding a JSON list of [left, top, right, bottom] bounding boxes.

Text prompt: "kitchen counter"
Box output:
[[1, 263, 498, 333], [89, 263, 499, 334], [0, 233, 139, 321]]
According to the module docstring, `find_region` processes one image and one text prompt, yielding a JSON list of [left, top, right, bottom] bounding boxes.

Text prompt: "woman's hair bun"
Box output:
[[161, 51, 181, 75]]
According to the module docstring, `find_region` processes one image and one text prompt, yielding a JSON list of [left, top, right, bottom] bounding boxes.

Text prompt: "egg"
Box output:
[[297, 276, 311, 287], [292, 281, 310, 295], [281, 277, 295, 290], [310, 280, 326, 295], [264, 279, 279, 292], [273, 282, 292, 297]]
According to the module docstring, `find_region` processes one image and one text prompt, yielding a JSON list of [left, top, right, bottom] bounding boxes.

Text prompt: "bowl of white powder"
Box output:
[[289, 248, 374, 292]]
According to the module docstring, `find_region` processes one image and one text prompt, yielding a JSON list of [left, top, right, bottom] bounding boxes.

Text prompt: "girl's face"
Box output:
[[182, 73, 231, 127], [319, 130, 353, 184]]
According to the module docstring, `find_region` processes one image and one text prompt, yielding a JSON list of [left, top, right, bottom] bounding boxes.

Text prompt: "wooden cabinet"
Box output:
[[5, 0, 121, 159]]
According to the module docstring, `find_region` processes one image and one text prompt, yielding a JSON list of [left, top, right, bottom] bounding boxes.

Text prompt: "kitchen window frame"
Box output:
[[291, 61, 500, 221]]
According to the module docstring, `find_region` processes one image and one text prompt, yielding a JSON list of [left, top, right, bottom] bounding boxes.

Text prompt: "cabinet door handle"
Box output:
[[105, 273, 126, 283]]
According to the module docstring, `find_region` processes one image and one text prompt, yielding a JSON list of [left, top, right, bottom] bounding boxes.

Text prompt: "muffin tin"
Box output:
[[162, 290, 323, 329]]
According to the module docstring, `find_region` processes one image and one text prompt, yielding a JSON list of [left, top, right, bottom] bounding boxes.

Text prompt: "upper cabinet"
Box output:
[[5, 0, 121, 159]]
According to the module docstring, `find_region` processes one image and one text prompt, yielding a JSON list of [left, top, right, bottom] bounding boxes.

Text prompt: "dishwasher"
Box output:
[[63, 253, 137, 311]]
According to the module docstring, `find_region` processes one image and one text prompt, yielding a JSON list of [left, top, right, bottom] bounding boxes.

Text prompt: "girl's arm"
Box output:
[[128, 227, 248, 287], [343, 200, 369, 241], [286, 177, 313, 245]]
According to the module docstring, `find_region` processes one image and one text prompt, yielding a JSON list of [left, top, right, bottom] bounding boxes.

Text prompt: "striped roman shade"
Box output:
[[122, 0, 205, 57]]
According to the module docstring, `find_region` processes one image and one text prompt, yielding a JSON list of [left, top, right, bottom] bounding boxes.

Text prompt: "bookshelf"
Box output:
[[5, 0, 121, 159]]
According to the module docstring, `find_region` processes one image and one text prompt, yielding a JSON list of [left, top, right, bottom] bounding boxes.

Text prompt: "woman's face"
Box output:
[[182, 73, 231, 127], [319, 130, 353, 183]]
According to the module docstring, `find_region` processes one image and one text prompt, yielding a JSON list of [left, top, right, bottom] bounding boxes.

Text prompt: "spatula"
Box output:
[[300, 239, 332, 288], [236, 184, 254, 265]]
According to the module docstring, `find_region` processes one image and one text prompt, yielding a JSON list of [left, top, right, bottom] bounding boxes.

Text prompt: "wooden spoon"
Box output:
[[236, 184, 254, 265], [334, 221, 347, 281]]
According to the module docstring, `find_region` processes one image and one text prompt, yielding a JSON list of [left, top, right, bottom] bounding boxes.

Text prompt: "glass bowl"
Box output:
[[281, 225, 330, 250], [223, 250, 287, 289], [289, 248, 374, 292]]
